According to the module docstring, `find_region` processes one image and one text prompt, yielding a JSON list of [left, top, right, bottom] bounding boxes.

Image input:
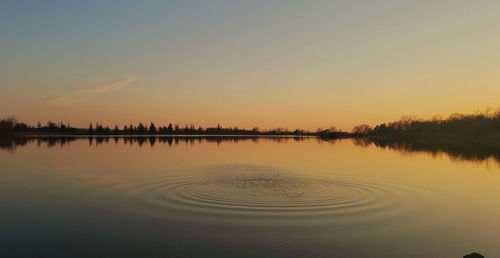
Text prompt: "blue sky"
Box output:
[[1, 0, 499, 129]]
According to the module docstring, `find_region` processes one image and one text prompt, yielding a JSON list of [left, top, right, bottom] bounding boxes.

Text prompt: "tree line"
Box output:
[[0, 116, 76, 134], [87, 122, 326, 135], [3, 109, 498, 138], [0, 116, 348, 137], [350, 109, 500, 139]]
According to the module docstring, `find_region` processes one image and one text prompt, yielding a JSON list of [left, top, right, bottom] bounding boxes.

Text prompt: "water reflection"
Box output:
[[129, 164, 414, 225], [1, 135, 499, 257], [0, 135, 317, 150], [353, 137, 500, 164], [1, 136, 497, 165]]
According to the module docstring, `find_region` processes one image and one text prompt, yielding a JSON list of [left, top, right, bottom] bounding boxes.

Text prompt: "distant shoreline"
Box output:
[[2, 110, 498, 140], [7, 133, 327, 138]]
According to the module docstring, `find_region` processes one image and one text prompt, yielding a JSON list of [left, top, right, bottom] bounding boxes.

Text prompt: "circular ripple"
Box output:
[[131, 165, 417, 224]]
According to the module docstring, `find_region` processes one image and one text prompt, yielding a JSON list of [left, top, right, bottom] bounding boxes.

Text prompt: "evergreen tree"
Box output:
[[149, 122, 157, 133], [167, 123, 173, 133], [137, 122, 146, 133]]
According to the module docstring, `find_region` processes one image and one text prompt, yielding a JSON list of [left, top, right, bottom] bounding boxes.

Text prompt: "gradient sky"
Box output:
[[1, 0, 499, 131]]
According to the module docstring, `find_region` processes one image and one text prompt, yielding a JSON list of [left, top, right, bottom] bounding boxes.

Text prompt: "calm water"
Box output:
[[1, 137, 499, 257]]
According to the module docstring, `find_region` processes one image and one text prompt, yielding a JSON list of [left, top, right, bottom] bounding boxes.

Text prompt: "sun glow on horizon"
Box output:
[[1, 1, 500, 130]]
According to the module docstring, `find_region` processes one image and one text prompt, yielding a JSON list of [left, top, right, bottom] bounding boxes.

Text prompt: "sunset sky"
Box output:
[[1, 0, 499, 131]]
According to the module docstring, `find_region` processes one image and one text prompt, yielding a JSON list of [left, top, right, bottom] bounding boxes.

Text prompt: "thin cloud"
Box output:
[[73, 76, 138, 94], [43, 96, 65, 103], [43, 76, 138, 103]]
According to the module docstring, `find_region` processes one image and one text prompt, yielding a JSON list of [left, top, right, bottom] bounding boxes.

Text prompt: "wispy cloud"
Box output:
[[43, 96, 65, 103], [44, 76, 138, 103], [73, 76, 138, 94]]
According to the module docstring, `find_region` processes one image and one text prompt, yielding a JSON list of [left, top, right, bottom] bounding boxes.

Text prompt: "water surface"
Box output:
[[1, 137, 499, 257]]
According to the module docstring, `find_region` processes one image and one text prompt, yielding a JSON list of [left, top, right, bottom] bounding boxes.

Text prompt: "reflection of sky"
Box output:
[[2, 1, 500, 130], [1, 138, 500, 257]]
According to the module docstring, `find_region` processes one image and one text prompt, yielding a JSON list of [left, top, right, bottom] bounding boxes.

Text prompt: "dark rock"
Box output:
[[464, 252, 484, 258]]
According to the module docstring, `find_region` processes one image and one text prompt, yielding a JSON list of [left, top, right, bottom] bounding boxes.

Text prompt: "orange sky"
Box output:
[[1, 1, 499, 131]]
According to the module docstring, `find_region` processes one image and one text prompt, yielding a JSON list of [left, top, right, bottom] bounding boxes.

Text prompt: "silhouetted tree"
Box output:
[[47, 121, 57, 131], [352, 124, 372, 135], [137, 122, 146, 133], [149, 122, 156, 133], [0, 116, 30, 133], [369, 110, 500, 139], [328, 126, 340, 132], [95, 123, 104, 134]]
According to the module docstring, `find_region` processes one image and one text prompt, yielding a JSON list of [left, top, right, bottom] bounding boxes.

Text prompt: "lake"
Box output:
[[0, 136, 498, 257]]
